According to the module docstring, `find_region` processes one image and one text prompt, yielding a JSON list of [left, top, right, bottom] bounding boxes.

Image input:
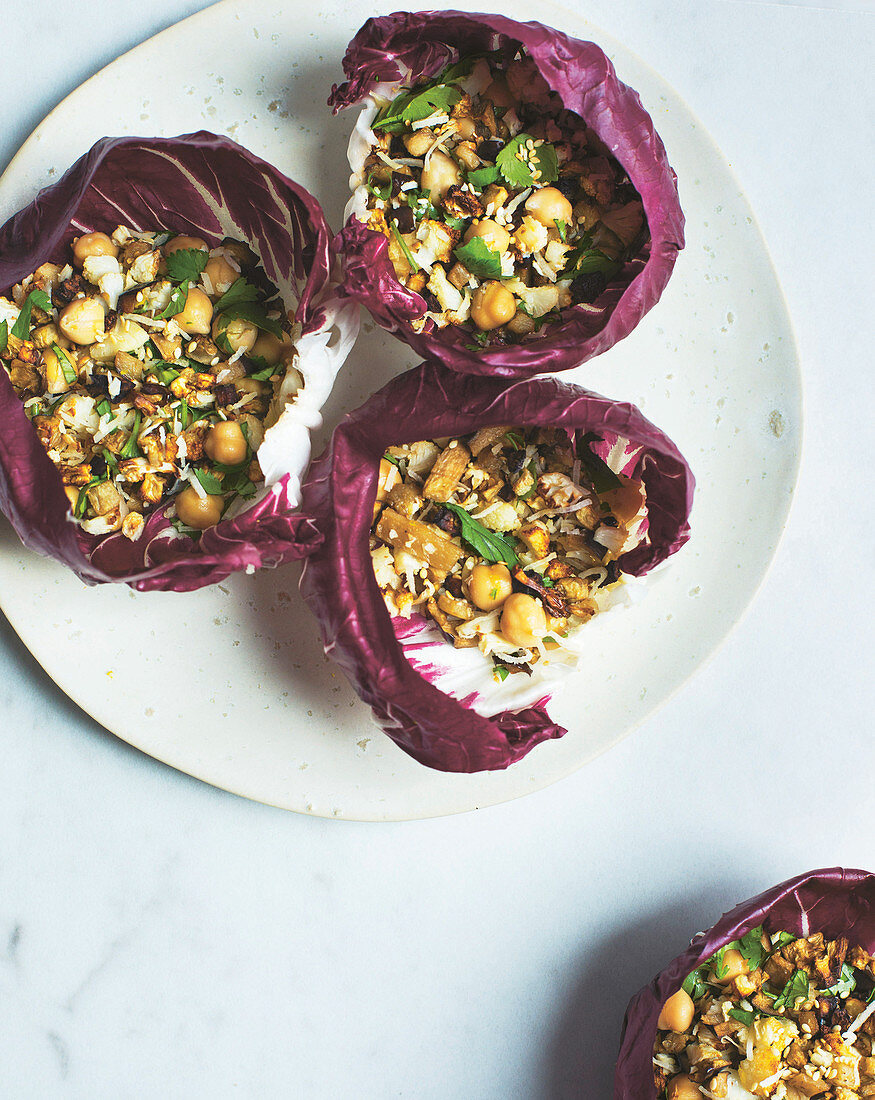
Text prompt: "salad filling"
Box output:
[[0, 226, 302, 541], [353, 51, 648, 347], [370, 425, 648, 679], [653, 928, 875, 1099]]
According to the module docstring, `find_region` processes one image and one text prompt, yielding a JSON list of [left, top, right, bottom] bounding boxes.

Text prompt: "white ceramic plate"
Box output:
[[0, 0, 801, 819]]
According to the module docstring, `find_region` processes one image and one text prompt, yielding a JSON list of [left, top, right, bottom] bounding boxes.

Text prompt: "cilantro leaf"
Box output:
[[773, 970, 809, 1011], [579, 433, 623, 494], [164, 247, 208, 285], [193, 468, 223, 495], [11, 289, 53, 340], [212, 277, 261, 314], [216, 303, 283, 340], [824, 964, 858, 998], [496, 135, 559, 190], [711, 946, 730, 981], [682, 966, 710, 1001], [466, 164, 500, 190], [0, 320, 7, 353], [453, 237, 502, 280], [728, 1008, 755, 1027], [160, 282, 190, 320], [443, 503, 519, 567], [373, 82, 463, 133], [736, 926, 768, 973]]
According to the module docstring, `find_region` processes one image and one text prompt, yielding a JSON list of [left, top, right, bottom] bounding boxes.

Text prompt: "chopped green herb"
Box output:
[[212, 277, 261, 314], [444, 216, 466, 232], [248, 364, 279, 381], [74, 475, 108, 518], [736, 926, 769, 973], [119, 412, 142, 459], [556, 219, 567, 242], [728, 1008, 755, 1027], [164, 247, 208, 285], [96, 399, 112, 418], [102, 448, 118, 472], [466, 164, 500, 190], [11, 289, 53, 340], [711, 946, 730, 981], [365, 172, 392, 201], [178, 399, 191, 429], [464, 331, 491, 350], [496, 135, 559, 190], [443, 502, 519, 567], [453, 236, 502, 280], [773, 932, 796, 949], [773, 970, 809, 1012], [493, 664, 510, 683], [160, 281, 190, 319], [216, 302, 283, 339], [52, 344, 78, 385], [373, 82, 463, 134], [0, 320, 7, 353], [193, 468, 224, 495], [682, 966, 710, 1001], [382, 453, 401, 468], [505, 431, 524, 450]]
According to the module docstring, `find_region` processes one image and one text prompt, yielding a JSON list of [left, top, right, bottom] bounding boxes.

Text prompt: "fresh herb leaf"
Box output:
[[540, 574, 555, 588], [11, 289, 53, 340], [505, 430, 524, 450], [212, 277, 260, 314], [382, 453, 401, 468], [160, 282, 190, 319], [390, 222, 420, 273], [711, 947, 729, 981], [556, 219, 567, 242], [373, 82, 463, 133], [824, 964, 858, 998], [0, 320, 7, 353], [773, 970, 809, 1011], [444, 216, 466, 232], [773, 932, 796, 949], [728, 1008, 755, 1027], [178, 399, 191, 429], [496, 135, 559, 190], [74, 475, 108, 518], [96, 399, 112, 418], [493, 663, 510, 683], [248, 364, 279, 381], [682, 966, 710, 1001], [216, 302, 283, 339], [465, 331, 491, 350], [102, 448, 118, 472], [169, 515, 201, 541], [407, 189, 439, 222], [52, 344, 77, 385], [466, 164, 500, 190], [193, 468, 223, 495], [365, 172, 392, 201], [164, 247, 208, 285], [579, 433, 623, 493], [119, 412, 142, 459], [453, 237, 502, 280], [737, 926, 768, 972], [443, 502, 519, 567]]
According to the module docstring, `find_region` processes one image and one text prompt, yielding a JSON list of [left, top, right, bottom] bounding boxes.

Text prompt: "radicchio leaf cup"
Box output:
[[614, 867, 875, 1099], [298, 362, 694, 773], [0, 131, 359, 591], [329, 9, 685, 378]]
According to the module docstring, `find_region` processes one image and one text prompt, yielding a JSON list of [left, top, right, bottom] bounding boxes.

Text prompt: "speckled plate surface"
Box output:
[[0, 0, 801, 819]]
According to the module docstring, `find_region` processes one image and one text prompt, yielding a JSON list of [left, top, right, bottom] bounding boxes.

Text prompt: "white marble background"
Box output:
[[1, 1, 873, 1097]]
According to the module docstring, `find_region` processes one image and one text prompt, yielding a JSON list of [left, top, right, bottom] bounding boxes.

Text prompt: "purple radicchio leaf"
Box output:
[[614, 867, 875, 1099], [329, 10, 685, 377], [298, 361, 694, 773], [0, 131, 358, 592]]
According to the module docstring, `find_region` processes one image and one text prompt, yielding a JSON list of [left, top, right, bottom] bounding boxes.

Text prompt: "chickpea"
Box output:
[[524, 187, 574, 230], [250, 332, 286, 366], [500, 593, 548, 648], [713, 948, 748, 984], [463, 219, 511, 255], [214, 316, 258, 354], [657, 989, 695, 1033], [470, 282, 516, 331], [666, 1076, 702, 1100], [204, 255, 238, 298], [72, 232, 118, 266], [175, 485, 224, 530], [421, 150, 461, 201], [204, 420, 248, 466], [165, 234, 208, 255], [58, 297, 106, 345], [235, 377, 269, 398], [466, 563, 513, 612], [175, 287, 214, 336]]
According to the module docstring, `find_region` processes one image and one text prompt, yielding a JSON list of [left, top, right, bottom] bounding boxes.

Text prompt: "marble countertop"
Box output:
[[1, 1, 872, 1096]]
